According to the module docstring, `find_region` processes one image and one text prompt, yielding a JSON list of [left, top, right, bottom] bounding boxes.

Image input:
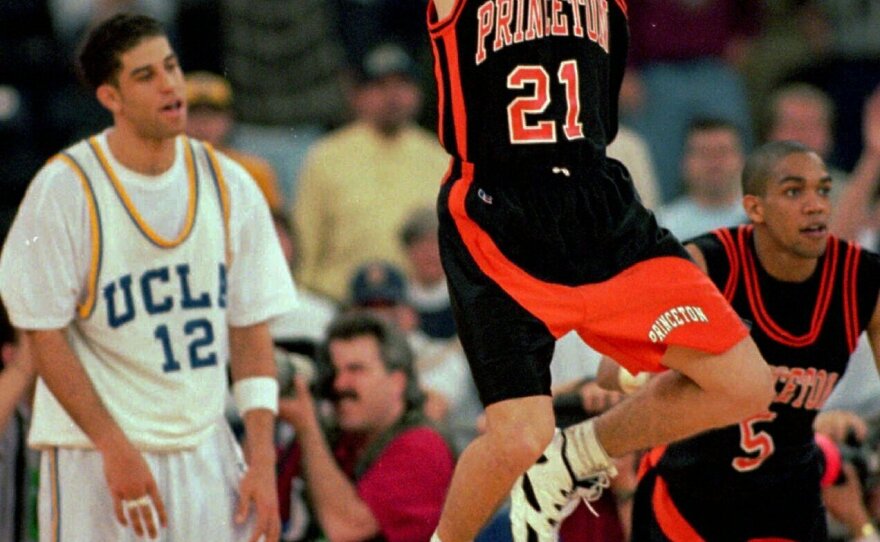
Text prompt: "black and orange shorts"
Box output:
[[437, 158, 749, 406]]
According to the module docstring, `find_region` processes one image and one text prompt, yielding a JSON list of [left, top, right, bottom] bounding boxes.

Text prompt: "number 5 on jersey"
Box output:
[[733, 411, 778, 472], [507, 60, 584, 144]]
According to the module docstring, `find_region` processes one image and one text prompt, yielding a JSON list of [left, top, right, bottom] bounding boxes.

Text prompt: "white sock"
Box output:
[[562, 419, 616, 480]]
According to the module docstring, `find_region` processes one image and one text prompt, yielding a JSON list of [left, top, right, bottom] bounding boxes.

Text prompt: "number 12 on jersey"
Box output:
[[507, 60, 584, 144]]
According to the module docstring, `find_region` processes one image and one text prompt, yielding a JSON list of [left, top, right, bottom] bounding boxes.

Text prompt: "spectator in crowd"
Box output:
[[221, 0, 349, 205], [607, 124, 661, 210], [0, 300, 35, 542], [763, 83, 846, 183], [399, 207, 456, 340], [830, 86, 880, 246], [293, 43, 449, 302], [656, 117, 747, 241], [268, 211, 338, 350], [348, 261, 481, 452], [185, 70, 284, 212], [276, 312, 455, 541], [625, 0, 760, 202]]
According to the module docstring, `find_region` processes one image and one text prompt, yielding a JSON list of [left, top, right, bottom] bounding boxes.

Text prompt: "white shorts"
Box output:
[[38, 421, 256, 542]]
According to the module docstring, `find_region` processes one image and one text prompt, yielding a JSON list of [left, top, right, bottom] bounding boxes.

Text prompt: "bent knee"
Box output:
[[484, 398, 555, 469]]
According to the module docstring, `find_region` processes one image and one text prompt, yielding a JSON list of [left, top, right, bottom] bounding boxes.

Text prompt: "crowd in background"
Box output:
[[3, 1, 880, 541]]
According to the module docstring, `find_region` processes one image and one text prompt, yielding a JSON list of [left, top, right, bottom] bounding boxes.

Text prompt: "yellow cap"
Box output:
[[185, 71, 232, 109]]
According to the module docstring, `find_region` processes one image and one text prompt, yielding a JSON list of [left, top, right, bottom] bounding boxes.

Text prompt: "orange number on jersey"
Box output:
[[506, 60, 585, 144], [732, 411, 778, 472]]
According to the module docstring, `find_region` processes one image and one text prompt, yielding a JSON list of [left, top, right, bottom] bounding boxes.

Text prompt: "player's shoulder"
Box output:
[[25, 140, 97, 202]]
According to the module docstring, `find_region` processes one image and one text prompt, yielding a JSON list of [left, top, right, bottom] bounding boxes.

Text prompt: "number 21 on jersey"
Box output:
[[507, 59, 584, 144]]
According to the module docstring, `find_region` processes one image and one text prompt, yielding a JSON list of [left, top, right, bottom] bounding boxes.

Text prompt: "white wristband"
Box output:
[[233, 377, 279, 415]]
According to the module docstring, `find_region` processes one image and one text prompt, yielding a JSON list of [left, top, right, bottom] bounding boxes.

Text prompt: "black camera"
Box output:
[[834, 428, 880, 489], [274, 347, 317, 397]]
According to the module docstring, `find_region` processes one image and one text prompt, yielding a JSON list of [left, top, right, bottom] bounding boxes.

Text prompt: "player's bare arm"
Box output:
[[229, 321, 281, 542], [864, 290, 880, 378], [433, 0, 456, 18], [0, 334, 34, 434], [26, 328, 167, 538]]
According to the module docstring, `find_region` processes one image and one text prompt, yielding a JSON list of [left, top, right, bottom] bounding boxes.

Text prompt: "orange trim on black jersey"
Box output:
[[615, 0, 628, 17], [652, 475, 705, 542], [637, 445, 666, 480], [430, 37, 448, 149], [714, 228, 740, 302], [441, 30, 469, 160], [738, 227, 838, 347], [843, 243, 862, 353]]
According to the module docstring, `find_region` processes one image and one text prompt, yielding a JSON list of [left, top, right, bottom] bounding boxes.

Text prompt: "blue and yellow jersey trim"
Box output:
[[88, 136, 199, 248], [53, 153, 103, 319], [203, 142, 233, 267]]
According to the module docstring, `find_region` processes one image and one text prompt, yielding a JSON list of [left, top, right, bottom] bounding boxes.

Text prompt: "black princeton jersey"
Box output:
[[427, 0, 629, 166], [654, 226, 880, 490]]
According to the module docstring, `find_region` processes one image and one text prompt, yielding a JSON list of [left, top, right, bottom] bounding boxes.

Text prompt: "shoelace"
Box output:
[[573, 473, 612, 517]]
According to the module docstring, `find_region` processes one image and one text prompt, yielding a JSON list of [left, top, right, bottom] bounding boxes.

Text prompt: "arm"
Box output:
[[279, 378, 380, 542], [832, 87, 880, 241], [0, 335, 35, 433], [864, 291, 880, 387], [229, 322, 281, 542], [25, 328, 167, 536]]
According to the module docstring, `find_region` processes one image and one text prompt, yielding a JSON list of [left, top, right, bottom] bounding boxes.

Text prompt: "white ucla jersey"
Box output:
[[17, 135, 265, 451]]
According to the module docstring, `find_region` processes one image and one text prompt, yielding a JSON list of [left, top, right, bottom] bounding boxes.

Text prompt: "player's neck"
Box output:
[[106, 125, 178, 176], [751, 230, 819, 282]]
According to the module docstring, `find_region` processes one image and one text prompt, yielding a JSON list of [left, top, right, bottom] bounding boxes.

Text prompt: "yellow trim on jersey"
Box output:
[[53, 153, 102, 319], [88, 136, 198, 248], [203, 142, 233, 266]]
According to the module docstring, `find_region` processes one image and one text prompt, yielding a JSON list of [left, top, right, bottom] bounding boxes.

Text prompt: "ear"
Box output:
[[95, 83, 122, 114], [389, 370, 407, 402], [743, 194, 765, 224]]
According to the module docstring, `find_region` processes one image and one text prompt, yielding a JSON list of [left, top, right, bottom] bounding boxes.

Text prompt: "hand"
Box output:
[[102, 441, 167, 538], [822, 462, 873, 538], [236, 463, 281, 542], [815, 410, 868, 443], [579, 381, 623, 414], [278, 377, 319, 432]]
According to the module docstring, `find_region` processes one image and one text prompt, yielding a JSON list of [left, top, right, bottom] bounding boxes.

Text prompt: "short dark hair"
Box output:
[[322, 312, 425, 412], [77, 13, 167, 90], [741, 140, 817, 196], [686, 116, 740, 139]]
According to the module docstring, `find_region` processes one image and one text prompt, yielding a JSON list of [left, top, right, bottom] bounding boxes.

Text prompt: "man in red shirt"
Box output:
[[276, 312, 455, 541]]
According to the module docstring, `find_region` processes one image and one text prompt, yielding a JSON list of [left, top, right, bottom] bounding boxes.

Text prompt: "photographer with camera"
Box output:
[[275, 311, 455, 541]]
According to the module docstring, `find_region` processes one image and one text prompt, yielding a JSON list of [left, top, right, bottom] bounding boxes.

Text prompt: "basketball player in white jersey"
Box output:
[[0, 14, 295, 542]]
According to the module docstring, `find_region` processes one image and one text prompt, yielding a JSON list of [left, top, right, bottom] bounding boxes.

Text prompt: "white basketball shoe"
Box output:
[[509, 427, 617, 542]]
